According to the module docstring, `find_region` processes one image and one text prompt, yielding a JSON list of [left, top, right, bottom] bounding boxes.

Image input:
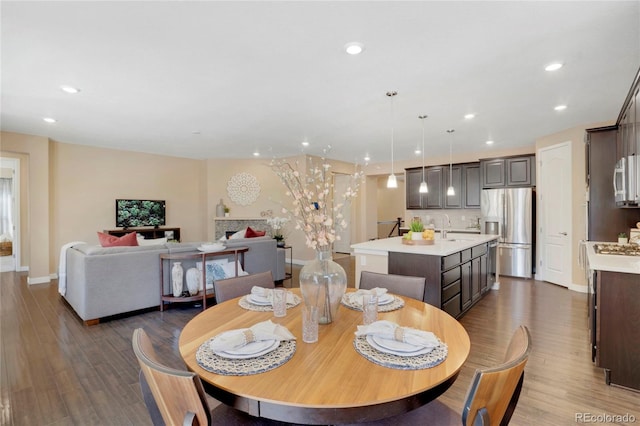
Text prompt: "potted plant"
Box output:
[[267, 216, 289, 247], [618, 232, 628, 244], [410, 219, 425, 240], [224, 207, 230, 217]]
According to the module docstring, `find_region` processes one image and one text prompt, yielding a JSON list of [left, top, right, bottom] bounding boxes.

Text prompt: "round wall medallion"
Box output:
[[227, 172, 261, 206]]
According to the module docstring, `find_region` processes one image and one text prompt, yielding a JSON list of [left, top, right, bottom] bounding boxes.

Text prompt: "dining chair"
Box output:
[[133, 328, 281, 425], [213, 270, 275, 304], [359, 271, 426, 301], [347, 325, 532, 426]]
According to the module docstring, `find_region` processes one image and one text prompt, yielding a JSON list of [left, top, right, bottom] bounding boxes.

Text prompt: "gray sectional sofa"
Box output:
[[63, 236, 285, 324]]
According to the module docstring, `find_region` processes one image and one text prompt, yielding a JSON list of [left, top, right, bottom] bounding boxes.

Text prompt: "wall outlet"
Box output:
[[360, 255, 366, 266]]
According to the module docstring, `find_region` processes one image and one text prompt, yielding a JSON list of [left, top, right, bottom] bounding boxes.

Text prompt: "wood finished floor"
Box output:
[[1, 258, 639, 425]]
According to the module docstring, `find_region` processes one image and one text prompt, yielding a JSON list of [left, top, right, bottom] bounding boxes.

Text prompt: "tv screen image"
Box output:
[[116, 199, 166, 228]]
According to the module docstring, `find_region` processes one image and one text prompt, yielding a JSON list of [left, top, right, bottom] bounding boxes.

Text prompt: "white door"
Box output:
[[333, 174, 351, 253], [539, 143, 571, 287]]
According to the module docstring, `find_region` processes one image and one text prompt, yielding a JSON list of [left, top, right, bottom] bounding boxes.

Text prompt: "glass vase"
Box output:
[[299, 249, 347, 324]]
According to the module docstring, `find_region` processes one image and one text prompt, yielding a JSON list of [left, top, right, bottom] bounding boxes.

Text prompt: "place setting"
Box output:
[[196, 320, 297, 376], [341, 287, 405, 312], [353, 320, 448, 370], [239, 286, 301, 312]]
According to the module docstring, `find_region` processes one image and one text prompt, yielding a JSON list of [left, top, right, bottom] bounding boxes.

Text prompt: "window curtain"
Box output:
[[0, 178, 13, 240]]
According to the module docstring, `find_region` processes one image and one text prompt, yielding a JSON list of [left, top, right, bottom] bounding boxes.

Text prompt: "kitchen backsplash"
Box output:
[[405, 209, 482, 230]]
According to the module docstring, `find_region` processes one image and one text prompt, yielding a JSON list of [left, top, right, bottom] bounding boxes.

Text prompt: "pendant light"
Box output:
[[446, 129, 455, 196], [418, 115, 428, 193], [386, 91, 398, 189]]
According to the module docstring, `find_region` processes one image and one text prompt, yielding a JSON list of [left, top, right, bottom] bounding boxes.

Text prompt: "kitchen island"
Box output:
[[585, 242, 640, 391], [351, 234, 499, 319]]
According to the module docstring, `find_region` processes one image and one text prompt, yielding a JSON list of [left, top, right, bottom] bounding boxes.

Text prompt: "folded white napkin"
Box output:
[[250, 286, 296, 304], [355, 320, 439, 349], [347, 287, 388, 305], [209, 320, 295, 353]]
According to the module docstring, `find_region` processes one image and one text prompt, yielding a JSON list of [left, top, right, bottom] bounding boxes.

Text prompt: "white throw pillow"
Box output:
[[136, 235, 167, 246], [229, 229, 247, 240], [221, 260, 249, 278]]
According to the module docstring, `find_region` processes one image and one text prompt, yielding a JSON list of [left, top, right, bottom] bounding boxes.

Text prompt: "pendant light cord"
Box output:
[[387, 91, 397, 176]]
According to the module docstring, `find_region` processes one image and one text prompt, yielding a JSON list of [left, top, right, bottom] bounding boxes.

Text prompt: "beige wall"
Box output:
[[377, 176, 405, 238], [534, 120, 614, 291], [1, 132, 49, 283], [49, 141, 207, 269]]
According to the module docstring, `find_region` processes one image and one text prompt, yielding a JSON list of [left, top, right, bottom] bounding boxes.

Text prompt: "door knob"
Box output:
[[559, 232, 568, 236]]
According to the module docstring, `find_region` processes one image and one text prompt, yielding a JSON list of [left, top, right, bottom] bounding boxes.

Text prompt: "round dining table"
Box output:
[[178, 289, 470, 424]]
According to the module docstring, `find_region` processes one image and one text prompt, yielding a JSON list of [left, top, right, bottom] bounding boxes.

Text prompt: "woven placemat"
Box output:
[[238, 294, 301, 312], [196, 338, 296, 376], [341, 294, 405, 313], [353, 336, 447, 370]]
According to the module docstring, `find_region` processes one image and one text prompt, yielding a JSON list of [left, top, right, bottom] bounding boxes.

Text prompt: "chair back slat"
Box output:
[[133, 329, 211, 426], [213, 270, 275, 304], [360, 271, 426, 301], [462, 325, 532, 426]]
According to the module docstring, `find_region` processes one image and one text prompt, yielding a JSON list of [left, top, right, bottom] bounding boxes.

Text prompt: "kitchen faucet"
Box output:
[[428, 213, 451, 239]]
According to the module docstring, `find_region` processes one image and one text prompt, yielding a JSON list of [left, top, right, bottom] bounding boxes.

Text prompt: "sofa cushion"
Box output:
[[245, 226, 266, 238], [97, 231, 138, 247]]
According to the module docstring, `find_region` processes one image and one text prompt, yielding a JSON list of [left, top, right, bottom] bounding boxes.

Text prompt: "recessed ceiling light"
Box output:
[[554, 105, 567, 111], [301, 141, 310, 147], [60, 85, 80, 94], [344, 42, 364, 55], [43, 117, 56, 123], [364, 155, 370, 162], [253, 151, 260, 157], [414, 148, 421, 155], [486, 140, 494, 145], [464, 113, 475, 119], [545, 63, 563, 72]]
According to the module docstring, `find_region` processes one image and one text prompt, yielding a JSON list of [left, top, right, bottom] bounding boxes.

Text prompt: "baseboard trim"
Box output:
[[27, 275, 51, 285], [568, 282, 588, 293]]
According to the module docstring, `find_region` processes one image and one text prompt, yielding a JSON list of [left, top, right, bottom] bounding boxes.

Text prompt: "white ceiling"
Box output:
[[2, 1, 639, 164]]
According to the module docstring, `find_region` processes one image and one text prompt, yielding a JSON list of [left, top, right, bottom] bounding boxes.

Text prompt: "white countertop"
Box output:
[[399, 227, 481, 234], [585, 242, 640, 274], [351, 234, 499, 257]]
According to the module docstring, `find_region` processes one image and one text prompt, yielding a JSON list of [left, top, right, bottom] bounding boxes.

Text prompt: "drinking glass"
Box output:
[[362, 294, 378, 325], [272, 289, 287, 317], [302, 305, 319, 343]]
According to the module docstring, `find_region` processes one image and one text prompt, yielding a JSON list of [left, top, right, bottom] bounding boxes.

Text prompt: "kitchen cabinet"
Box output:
[[585, 127, 638, 240], [590, 269, 640, 390], [406, 163, 479, 210], [405, 168, 425, 209], [480, 159, 505, 188], [480, 155, 535, 188], [443, 165, 462, 209], [463, 163, 481, 208], [425, 167, 444, 209], [617, 86, 638, 161], [388, 241, 493, 319]]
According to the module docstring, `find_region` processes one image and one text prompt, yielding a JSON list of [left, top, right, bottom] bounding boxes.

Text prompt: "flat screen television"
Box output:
[[116, 199, 166, 228]]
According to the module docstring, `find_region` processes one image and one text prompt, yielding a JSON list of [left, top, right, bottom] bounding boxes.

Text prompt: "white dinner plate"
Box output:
[[197, 245, 226, 252], [248, 294, 272, 306], [216, 339, 279, 359], [366, 335, 433, 356], [377, 294, 394, 305]]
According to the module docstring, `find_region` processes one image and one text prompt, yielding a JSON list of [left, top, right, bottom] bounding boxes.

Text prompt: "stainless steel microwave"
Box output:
[[614, 155, 639, 206]]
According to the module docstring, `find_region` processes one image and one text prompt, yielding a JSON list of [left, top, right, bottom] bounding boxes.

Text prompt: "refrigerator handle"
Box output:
[[502, 192, 507, 239]]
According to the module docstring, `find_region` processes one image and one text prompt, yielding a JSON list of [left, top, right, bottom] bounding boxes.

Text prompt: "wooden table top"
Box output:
[[178, 289, 470, 424]]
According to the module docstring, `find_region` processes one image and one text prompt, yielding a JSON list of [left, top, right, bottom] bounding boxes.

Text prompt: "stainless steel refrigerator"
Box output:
[[481, 188, 533, 278]]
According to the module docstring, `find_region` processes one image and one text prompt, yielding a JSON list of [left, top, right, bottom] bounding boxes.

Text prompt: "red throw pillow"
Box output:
[[97, 231, 139, 247], [244, 226, 266, 238]]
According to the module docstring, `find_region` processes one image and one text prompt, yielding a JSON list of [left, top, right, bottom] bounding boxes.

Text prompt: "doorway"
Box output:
[[0, 157, 19, 272], [538, 142, 572, 287]]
